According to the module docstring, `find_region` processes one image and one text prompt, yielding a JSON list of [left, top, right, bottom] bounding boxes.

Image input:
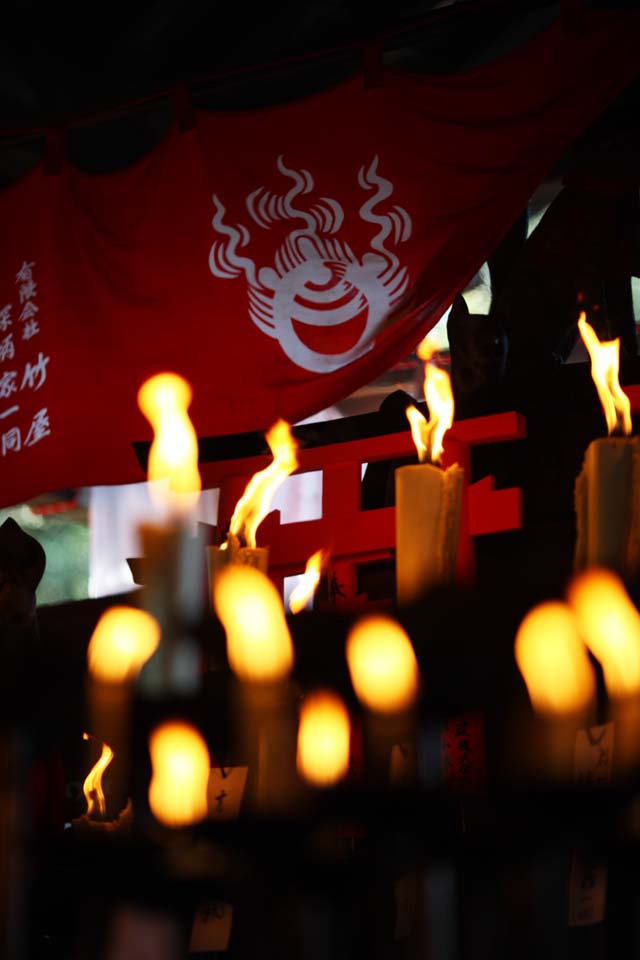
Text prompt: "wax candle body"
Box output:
[[575, 436, 640, 576], [395, 463, 464, 605]]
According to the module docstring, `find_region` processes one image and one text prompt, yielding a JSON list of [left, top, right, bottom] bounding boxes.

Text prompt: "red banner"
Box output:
[[0, 13, 637, 506]]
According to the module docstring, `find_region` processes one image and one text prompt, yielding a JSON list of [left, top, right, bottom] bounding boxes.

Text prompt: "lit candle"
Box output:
[[574, 314, 639, 576], [213, 563, 296, 812], [86, 606, 160, 817], [288, 548, 327, 615], [514, 601, 596, 781], [395, 338, 464, 604], [72, 732, 134, 835], [568, 568, 640, 774], [148, 721, 210, 828], [137, 373, 204, 697], [208, 419, 298, 586], [297, 690, 351, 789], [346, 614, 420, 784]]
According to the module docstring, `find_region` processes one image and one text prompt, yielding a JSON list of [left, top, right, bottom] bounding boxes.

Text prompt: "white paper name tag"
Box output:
[[189, 901, 233, 954], [568, 723, 614, 927], [206, 766, 248, 820]]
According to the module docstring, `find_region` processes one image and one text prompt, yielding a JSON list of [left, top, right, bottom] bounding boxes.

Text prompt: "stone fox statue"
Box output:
[[447, 179, 639, 414]]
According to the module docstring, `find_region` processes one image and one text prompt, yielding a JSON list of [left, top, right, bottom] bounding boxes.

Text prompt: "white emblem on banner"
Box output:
[[209, 156, 412, 373]]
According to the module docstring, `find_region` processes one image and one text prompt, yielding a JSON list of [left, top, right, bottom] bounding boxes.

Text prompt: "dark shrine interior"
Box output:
[[1, 2, 640, 959]]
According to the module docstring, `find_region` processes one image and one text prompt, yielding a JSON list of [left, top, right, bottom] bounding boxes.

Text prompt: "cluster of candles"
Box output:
[[76, 311, 640, 832]]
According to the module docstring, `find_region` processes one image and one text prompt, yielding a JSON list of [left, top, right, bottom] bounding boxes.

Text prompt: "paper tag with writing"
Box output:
[[206, 766, 248, 820], [568, 723, 614, 927], [441, 712, 485, 793], [189, 901, 233, 954]]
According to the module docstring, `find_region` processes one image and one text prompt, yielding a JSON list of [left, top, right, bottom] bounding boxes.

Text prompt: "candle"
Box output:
[[568, 568, 640, 774], [514, 601, 596, 781], [86, 606, 160, 817], [288, 548, 327, 614], [137, 373, 204, 697], [148, 721, 210, 828], [345, 613, 420, 784], [207, 418, 298, 585], [574, 313, 639, 576], [296, 690, 351, 788], [395, 338, 464, 604], [213, 563, 296, 813]]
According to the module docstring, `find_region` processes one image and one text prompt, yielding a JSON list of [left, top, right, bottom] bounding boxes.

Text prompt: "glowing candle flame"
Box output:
[[82, 732, 114, 819], [346, 614, 419, 714], [406, 337, 454, 464], [137, 372, 202, 515], [87, 607, 161, 683], [568, 568, 640, 698], [514, 602, 595, 715], [213, 564, 294, 683], [297, 690, 351, 787], [148, 721, 210, 827], [578, 313, 631, 436], [289, 549, 326, 614], [228, 419, 298, 548]]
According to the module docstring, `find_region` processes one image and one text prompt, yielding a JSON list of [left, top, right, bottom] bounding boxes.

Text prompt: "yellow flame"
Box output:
[[213, 564, 294, 683], [137, 372, 202, 515], [82, 732, 114, 819], [346, 615, 419, 714], [87, 607, 161, 684], [228, 419, 298, 549], [578, 313, 631, 436], [148, 722, 210, 828], [297, 690, 351, 787], [568, 568, 640, 698], [407, 337, 454, 464], [289, 549, 326, 614], [514, 602, 595, 715]]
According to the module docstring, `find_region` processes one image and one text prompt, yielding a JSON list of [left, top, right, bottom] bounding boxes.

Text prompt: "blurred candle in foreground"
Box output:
[[574, 314, 639, 577], [514, 601, 595, 780], [137, 373, 204, 696], [346, 614, 419, 782], [568, 568, 640, 771], [213, 564, 296, 811], [86, 606, 160, 817], [297, 691, 350, 788], [395, 338, 463, 604], [148, 721, 210, 828]]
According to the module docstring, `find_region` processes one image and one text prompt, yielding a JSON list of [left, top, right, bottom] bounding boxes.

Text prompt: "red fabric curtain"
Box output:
[[0, 12, 638, 506]]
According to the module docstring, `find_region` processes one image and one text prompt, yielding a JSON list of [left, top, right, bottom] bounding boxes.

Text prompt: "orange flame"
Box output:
[[568, 568, 640, 698], [228, 419, 298, 548], [346, 614, 419, 714], [297, 690, 351, 787], [137, 373, 202, 515], [148, 722, 210, 827], [514, 602, 595, 716], [289, 549, 326, 614], [82, 732, 114, 819], [578, 313, 631, 436], [406, 337, 454, 464], [213, 563, 294, 683], [87, 607, 161, 683]]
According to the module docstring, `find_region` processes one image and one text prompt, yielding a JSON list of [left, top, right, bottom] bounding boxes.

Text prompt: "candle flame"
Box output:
[[87, 607, 161, 683], [228, 419, 298, 548], [514, 602, 595, 716], [578, 313, 631, 436], [407, 337, 454, 464], [568, 568, 640, 698], [213, 563, 294, 683], [346, 614, 419, 714], [289, 549, 326, 614], [297, 690, 351, 787], [82, 732, 114, 819], [148, 722, 210, 828], [137, 372, 202, 515]]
